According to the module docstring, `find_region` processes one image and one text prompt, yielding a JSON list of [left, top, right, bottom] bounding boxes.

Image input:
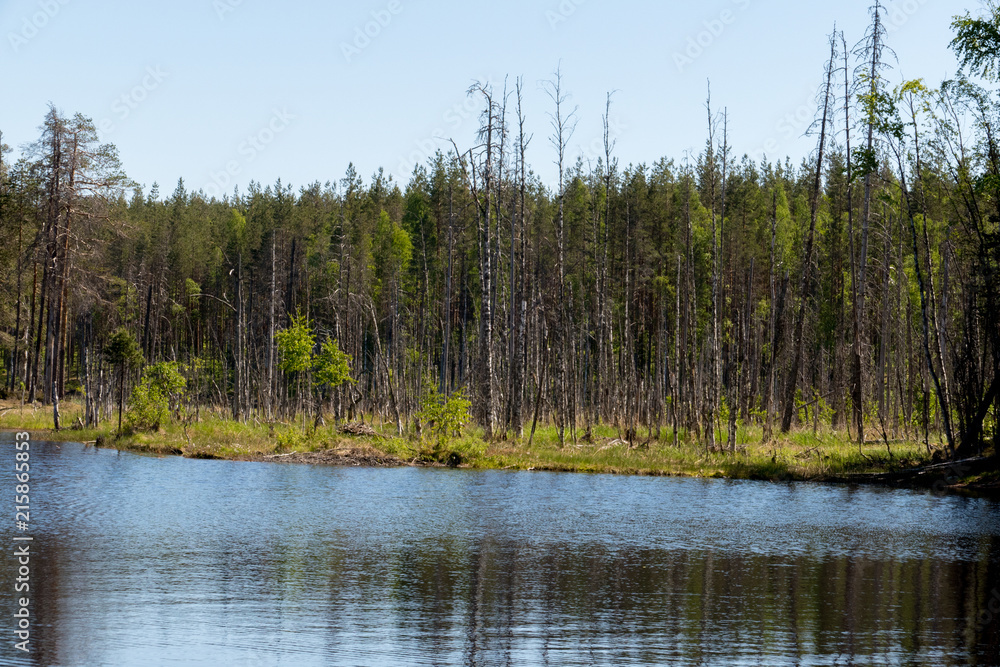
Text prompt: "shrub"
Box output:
[[275, 314, 314, 374], [313, 337, 354, 390], [416, 385, 472, 461], [127, 362, 187, 432]]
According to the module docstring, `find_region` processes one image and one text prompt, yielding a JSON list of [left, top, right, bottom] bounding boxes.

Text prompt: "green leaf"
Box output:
[[313, 338, 354, 389], [275, 313, 315, 374]]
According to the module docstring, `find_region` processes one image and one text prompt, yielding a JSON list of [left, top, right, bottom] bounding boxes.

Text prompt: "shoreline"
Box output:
[[3, 421, 997, 495]]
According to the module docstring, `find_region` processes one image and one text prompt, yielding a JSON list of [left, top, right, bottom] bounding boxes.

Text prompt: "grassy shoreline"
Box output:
[[2, 399, 996, 491]]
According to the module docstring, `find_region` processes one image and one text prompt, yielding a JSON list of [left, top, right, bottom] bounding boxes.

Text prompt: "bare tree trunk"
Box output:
[[142, 282, 153, 359], [470, 85, 498, 439], [781, 33, 835, 433], [368, 301, 402, 435], [26, 264, 40, 401], [705, 85, 719, 451], [8, 163, 24, 392], [719, 110, 734, 452], [441, 186, 455, 398], [895, 92, 957, 454], [853, 4, 887, 443], [545, 67, 577, 446], [232, 252, 244, 422], [42, 116, 62, 409], [764, 191, 778, 444], [268, 232, 276, 419], [674, 254, 682, 446], [508, 79, 530, 437]]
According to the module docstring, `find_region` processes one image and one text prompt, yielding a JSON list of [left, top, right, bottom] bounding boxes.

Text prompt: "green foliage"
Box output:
[[795, 392, 834, 426], [126, 380, 167, 432], [185, 278, 202, 301], [402, 188, 437, 287], [717, 394, 731, 424], [4, 25, 998, 459], [127, 362, 187, 432], [951, 5, 1000, 82], [275, 313, 315, 374], [416, 385, 472, 458], [276, 317, 355, 395], [773, 186, 795, 267], [185, 356, 226, 400], [857, 81, 905, 140], [227, 210, 248, 247], [109, 279, 140, 324], [313, 337, 354, 389], [851, 146, 880, 181], [104, 328, 143, 367], [371, 209, 412, 302], [274, 428, 307, 451], [145, 362, 188, 409]]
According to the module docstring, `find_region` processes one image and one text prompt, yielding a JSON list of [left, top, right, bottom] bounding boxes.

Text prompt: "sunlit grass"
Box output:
[[0, 398, 950, 482], [475, 423, 932, 480], [0, 400, 102, 443]]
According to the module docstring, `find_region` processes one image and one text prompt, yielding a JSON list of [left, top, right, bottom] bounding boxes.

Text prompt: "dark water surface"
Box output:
[[1, 437, 999, 666]]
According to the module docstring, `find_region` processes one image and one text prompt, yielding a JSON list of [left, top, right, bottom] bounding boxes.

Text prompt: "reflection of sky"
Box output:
[[0, 439, 997, 666]]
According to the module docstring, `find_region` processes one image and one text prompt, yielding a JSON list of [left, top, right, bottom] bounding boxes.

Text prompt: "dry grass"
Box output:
[[0, 398, 953, 483]]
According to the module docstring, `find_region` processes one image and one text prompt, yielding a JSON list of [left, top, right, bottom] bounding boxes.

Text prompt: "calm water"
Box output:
[[1, 437, 999, 666]]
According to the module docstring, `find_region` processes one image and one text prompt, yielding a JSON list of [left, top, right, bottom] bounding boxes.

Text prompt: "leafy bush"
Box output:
[[126, 381, 168, 432], [274, 428, 306, 451], [275, 313, 315, 374], [145, 362, 187, 410], [416, 385, 472, 461], [104, 328, 142, 368], [313, 337, 354, 390], [127, 362, 187, 432]]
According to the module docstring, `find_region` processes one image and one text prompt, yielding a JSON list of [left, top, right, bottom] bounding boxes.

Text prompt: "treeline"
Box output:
[[0, 4, 998, 459]]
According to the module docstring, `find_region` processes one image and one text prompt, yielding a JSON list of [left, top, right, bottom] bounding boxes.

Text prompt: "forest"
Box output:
[[1, 3, 998, 466]]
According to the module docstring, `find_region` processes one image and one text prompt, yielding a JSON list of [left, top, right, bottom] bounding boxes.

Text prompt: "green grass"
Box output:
[[0, 399, 419, 461], [0, 400, 102, 443], [0, 398, 973, 485], [472, 423, 931, 481]]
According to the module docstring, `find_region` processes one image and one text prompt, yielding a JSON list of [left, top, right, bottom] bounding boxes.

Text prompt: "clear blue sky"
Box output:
[[0, 0, 977, 197]]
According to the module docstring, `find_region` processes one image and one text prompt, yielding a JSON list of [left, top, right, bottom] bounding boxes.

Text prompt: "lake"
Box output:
[[1, 437, 998, 666]]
